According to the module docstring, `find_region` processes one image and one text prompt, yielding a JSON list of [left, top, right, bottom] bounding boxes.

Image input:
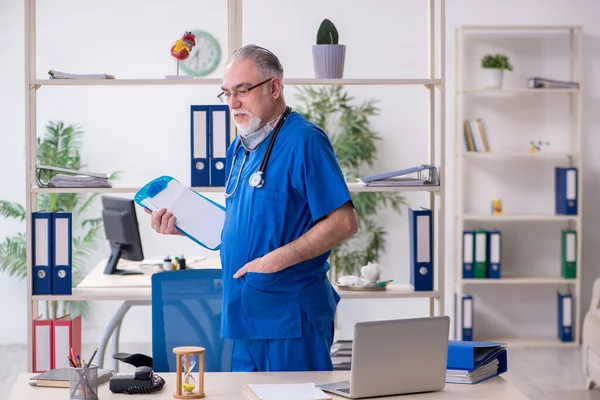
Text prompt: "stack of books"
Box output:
[[29, 366, 114, 388]]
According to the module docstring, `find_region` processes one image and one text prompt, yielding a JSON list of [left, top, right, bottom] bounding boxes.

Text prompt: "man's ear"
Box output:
[[270, 77, 283, 99]]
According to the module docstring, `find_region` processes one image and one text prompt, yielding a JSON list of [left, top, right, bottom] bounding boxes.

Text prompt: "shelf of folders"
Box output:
[[460, 228, 576, 281], [461, 166, 578, 280], [459, 291, 574, 343]]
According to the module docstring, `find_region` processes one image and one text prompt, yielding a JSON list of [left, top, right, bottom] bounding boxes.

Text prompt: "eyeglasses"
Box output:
[[217, 77, 273, 103]]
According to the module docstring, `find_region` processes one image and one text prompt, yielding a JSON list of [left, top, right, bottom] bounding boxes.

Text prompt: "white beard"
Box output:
[[232, 109, 263, 136]]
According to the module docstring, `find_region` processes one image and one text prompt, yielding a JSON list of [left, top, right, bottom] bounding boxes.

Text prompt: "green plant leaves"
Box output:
[[316, 18, 339, 45], [295, 86, 406, 276], [0, 121, 119, 319], [480, 53, 513, 71]]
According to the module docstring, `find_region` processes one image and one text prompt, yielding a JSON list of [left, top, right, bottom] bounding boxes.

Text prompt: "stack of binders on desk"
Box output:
[[330, 340, 352, 370], [446, 341, 507, 384], [32, 211, 73, 295]]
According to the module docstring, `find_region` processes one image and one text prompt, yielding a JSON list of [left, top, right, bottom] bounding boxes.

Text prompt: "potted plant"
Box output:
[[312, 19, 346, 79], [481, 53, 513, 89], [0, 121, 120, 319]]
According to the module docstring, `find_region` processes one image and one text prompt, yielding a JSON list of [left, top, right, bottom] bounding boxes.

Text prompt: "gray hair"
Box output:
[[227, 44, 284, 80]]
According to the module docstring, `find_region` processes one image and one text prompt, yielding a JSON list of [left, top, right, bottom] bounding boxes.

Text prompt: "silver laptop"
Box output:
[[318, 316, 450, 399]]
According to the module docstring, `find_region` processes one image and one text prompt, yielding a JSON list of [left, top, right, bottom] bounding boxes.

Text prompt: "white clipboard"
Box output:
[[134, 176, 225, 251]]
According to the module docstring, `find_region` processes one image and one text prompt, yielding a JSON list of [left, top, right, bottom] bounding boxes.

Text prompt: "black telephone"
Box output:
[[109, 354, 166, 394]]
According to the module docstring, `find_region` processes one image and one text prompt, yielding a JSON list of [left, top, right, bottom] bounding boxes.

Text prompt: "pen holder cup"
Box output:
[[69, 365, 99, 400]]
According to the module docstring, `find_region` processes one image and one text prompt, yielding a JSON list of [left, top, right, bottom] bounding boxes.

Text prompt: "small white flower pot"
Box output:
[[312, 44, 346, 79], [483, 68, 504, 89]]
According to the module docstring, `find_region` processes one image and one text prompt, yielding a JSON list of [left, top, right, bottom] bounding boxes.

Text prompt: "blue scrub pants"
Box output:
[[231, 309, 334, 372]]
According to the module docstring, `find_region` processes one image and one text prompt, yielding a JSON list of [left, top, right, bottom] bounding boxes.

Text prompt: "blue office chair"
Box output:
[[150, 268, 233, 373]]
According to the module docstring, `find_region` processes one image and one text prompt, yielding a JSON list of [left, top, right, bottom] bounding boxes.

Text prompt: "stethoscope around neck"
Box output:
[[224, 106, 292, 198]]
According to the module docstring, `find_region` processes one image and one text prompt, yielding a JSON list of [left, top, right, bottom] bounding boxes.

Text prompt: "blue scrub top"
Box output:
[[220, 111, 352, 340]]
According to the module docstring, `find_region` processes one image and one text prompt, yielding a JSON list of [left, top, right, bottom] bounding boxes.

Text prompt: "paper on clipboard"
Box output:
[[134, 176, 225, 251]]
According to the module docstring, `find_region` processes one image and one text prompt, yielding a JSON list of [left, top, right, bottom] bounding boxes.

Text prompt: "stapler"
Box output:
[[112, 352, 153, 368]]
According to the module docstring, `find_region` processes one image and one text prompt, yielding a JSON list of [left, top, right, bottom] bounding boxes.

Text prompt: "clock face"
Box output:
[[180, 30, 221, 77]]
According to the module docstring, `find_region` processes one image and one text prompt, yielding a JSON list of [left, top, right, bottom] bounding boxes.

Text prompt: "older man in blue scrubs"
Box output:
[[149, 44, 358, 372]]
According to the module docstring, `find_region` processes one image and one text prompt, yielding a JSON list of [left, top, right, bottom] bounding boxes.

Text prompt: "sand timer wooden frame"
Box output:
[[173, 346, 205, 399]]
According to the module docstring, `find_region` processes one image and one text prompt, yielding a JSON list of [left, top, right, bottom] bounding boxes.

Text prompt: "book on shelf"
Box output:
[[463, 119, 490, 152]]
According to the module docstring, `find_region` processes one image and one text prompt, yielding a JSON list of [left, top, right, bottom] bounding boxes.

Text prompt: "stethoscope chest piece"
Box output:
[[249, 171, 264, 188]]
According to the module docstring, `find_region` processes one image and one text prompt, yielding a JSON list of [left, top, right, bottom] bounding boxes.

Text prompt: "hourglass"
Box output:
[[173, 346, 205, 399]]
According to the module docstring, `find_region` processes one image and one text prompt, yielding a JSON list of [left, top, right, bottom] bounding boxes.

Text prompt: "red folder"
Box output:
[[32, 315, 54, 373], [53, 314, 82, 369]]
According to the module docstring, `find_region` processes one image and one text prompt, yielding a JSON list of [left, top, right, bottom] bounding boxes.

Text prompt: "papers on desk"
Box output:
[[357, 164, 439, 187], [243, 383, 331, 400], [48, 70, 115, 79], [446, 359, 499, 384]]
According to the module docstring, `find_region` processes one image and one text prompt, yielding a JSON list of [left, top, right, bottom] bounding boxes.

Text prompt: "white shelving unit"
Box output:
[[453, 25, 583, 347], [23, 0, 446, 371]]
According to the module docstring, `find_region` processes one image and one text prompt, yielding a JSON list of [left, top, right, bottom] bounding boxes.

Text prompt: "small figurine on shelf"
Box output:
[[492, 197, 503, 216], [170, 31, 197, 75], [163, 255, 172, 271], [529, 140, 550, 153]]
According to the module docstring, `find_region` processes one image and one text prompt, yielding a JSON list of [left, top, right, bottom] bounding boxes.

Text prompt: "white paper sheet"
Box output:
[[141, 179, 225, 250]]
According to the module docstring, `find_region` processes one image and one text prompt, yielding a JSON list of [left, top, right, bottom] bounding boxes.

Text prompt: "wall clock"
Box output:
[[180, 30, 221, 77]]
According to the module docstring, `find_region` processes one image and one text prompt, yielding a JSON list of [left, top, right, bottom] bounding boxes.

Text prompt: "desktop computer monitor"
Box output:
[[101, 196, 144, 275]]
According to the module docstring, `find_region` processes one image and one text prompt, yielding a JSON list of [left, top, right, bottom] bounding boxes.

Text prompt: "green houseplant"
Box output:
[[312, 18, 346, 79], [0, 121, 120, 319], [480, 53, 513, 89], [295, 85, 406, 278]]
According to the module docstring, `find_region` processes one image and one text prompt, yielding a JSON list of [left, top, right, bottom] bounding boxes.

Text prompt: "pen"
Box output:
[[70, 348, 78, 367], [86, 347, 98, 368], [376, 280, 393, 286]]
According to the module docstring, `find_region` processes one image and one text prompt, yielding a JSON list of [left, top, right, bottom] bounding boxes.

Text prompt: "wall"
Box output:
[[0, 0, 599, 346]]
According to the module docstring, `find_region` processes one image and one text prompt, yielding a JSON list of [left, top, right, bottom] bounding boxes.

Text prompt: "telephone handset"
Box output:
[[109, 365, 166, 394]]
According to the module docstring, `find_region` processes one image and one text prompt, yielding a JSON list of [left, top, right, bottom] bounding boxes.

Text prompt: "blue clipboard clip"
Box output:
[[357, 164, 440, 187]]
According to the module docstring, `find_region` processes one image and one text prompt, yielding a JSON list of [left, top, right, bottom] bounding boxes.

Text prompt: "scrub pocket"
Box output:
[[251, 188, 285, 228], [241, 272, 302, 339]]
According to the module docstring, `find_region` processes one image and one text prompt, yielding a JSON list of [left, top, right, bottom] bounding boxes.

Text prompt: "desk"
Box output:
[[11, 372, 529, 399], [66, 258, 438, 371]]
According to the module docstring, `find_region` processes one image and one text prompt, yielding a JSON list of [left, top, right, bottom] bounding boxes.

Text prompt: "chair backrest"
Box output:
[[151, 268, 232, 373]]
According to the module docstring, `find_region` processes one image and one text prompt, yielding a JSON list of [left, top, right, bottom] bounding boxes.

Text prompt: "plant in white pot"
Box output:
[[481, 53, 513, 89], [312, 18, 346, 79]]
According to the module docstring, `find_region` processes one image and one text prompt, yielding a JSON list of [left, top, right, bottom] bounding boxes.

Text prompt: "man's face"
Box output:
[[221, 59, 273, 134]]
